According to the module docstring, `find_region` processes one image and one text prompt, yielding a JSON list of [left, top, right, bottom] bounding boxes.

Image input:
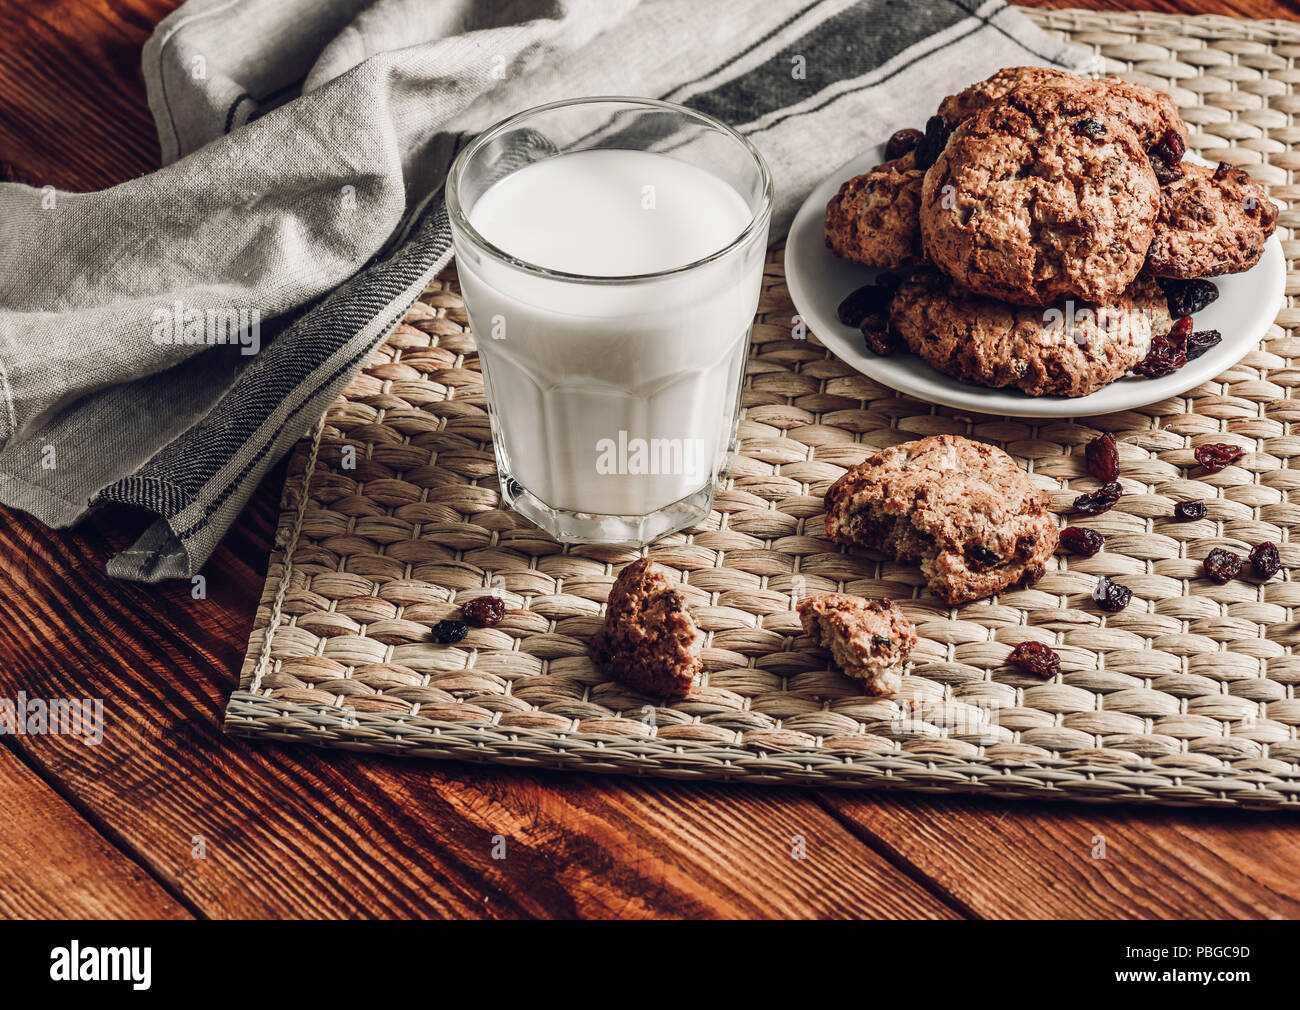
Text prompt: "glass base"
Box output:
[[500, 476, 715, 545]]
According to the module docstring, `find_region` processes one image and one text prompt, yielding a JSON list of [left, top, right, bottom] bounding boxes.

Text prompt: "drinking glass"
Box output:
[[447, 97, 773, 544]]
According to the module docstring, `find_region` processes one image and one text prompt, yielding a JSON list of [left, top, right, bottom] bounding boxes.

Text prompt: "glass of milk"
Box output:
[[447, 97, 772, 544]]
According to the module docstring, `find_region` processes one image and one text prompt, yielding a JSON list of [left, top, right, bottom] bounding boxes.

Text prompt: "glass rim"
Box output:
[[445, 95, 774, 284]]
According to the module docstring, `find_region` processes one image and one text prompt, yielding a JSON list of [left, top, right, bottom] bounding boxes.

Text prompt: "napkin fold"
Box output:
[[0, 0, 1091, 580]]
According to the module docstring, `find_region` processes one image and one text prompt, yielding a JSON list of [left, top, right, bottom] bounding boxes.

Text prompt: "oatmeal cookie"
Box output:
[[824, 435, 1059, 605], [889, 270, 1170, 397], [1143, 161, 1279, 278], [920, 87, 1160, 306], [797, 594, 917, 696], [825, 159, 925, 270], [937, 66, 1186, 150], [590, 558, 704, 698]]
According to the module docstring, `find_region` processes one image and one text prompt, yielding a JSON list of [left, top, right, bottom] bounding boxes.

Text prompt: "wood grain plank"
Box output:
[[0, 745, 191, 919], [818, 792, 1300, 919], [0, 0, 179, 189]]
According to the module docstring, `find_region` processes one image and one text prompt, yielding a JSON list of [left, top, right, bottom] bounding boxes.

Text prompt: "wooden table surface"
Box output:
[[2, 0, 1299, 921]]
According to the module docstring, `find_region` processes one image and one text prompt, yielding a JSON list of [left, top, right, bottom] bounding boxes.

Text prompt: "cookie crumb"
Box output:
[[797, 594, 917, 696], [590, 559, 703, 699]]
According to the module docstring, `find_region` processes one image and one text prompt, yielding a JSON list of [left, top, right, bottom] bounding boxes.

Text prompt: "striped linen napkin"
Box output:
[[0, 0, 1091, 580]]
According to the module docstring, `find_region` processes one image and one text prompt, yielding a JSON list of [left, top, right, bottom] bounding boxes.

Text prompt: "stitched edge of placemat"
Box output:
[[225, 7, 1300, 810]]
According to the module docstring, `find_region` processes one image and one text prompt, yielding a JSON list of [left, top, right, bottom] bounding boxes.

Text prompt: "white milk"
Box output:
[[459, 148, 764, 517]]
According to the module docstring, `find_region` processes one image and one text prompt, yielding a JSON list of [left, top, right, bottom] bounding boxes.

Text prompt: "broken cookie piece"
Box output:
[[824, 434, 1059, 605], [589, 558, 704, 699], [797, 594, 917, 696]]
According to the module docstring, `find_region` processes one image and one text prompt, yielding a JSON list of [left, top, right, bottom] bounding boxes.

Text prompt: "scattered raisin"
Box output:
[[837, 284, 891, 328], [1194, 442, 1245, 474], [885, 127, 924, 161], [968, 544, 1002, 567], [1151, 127, 1186, 167], [1249, 541, 1281, 580], [463, 595, 505, 627], [1074, 118, 1107, 138], [915, 115, 952, 171], [1073, 481, 1122, 516], [1134, 317, 1190, 377], [432, 619, 469, 643], [1008, 640, 1061, 678], [1059, 527, 1104, 557], [1186, 329, 1222, 361], [1085, 432, 1120, 483], [1203, 547, 1242, 584], [1092, 575, 1133, 612], [1158, 277, 1219, 318], [1214, 160, 1232, 181], [1172, 501, 1208, 522]]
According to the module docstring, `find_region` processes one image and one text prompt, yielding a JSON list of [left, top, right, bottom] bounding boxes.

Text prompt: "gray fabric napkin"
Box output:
[[0, 0, 1091, 581]]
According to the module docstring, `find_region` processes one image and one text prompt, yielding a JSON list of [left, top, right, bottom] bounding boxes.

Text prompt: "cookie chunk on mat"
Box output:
[[590, 558, 704, 698], [797, 594, 917, 696]]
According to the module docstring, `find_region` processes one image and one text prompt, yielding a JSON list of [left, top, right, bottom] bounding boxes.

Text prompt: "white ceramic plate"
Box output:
[[784, 146, 1286, 418]]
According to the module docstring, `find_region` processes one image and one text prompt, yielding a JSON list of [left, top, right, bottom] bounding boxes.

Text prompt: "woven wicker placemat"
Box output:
[[226, 8, 1300, 810]]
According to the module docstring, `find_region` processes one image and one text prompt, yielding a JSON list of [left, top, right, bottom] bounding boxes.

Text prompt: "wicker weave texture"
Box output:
[[227, 9, 1300, 810]]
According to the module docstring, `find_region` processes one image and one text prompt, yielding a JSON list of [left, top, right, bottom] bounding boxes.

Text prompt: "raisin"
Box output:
[[1008, 640, 1061, 678], [1151, 127, 1186, 167], [1158, 277, 1219, 318], [837, 284, 891, 327], [1134, 317, 1190, 377], [1203, 547, 1242, 584], [1059, 527, 1103, 557], [1194, 442, 1245, 474], [915, 115, 952, 172], [1152, 156, 1183, 185], [1085, 432, 1120, 483], [863, 325, 894, 355], [1249, 541, 1281, 580], [1186, 329, 1222, 361], [1092, 575, 1133, 612], [1074, 118, 1107, 138], [432, 619, 469, 644], [1073, 481, 1122, 516], [463, 595, 505, 627], [968, 544, 1002, 567], [885, 128, 924, 161], [1172, 500, 1207, 522], [1214, 160, 1232, 181]]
